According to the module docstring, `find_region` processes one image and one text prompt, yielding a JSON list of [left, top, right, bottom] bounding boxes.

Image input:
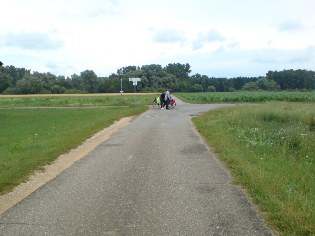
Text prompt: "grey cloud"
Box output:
[[46, 63, 75, 76], [4, 31, 63, 50], [86, 1, 121, 18], [91, 0, 121, 17], [288, 45, 315, 63], [62, 0, 121, 19], [193, 29, 225, 50], [278, 20, 304, 31], [227, 42, 240, 49], [252, 46, 315, 64], [164, 44, 315, 78], [152, 29, 186, 44]]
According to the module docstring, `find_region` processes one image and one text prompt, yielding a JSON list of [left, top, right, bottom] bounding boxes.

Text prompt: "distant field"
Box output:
[[177, 91, 315, 103], [0, 93, 155, 107]]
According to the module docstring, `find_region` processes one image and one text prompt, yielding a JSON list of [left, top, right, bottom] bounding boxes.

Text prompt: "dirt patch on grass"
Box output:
[[0, 117, 132, 214]]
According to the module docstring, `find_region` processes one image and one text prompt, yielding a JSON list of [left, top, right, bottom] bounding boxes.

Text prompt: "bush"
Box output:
[[64, 89, 86, 94], [2, 87, 18, 95], [242, 82, 258, 90], [50, 85, 66, 94], [207, 86, 216, 92], [190, 84, 203, 92]]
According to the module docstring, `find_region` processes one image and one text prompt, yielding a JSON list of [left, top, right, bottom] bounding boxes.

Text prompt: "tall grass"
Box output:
[[192, 102, 315, 235], [0, 106, 147, 195]]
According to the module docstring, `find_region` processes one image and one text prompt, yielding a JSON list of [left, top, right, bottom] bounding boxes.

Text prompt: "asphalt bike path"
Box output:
[[0, 100, 273, 235]]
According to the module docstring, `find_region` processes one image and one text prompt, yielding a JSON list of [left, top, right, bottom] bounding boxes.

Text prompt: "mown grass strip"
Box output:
[[192, 102, 315, 235], [0, 94, 155, 107], [0, 106, 147, 195]]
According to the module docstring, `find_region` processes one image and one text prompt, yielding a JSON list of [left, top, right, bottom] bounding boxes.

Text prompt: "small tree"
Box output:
[[207, 86, 216, 92], [81, 70, 99, 93], [50, 85, 66, 94], [0, 61, 3, 67], [242, 82, 258, 91], [15, 74, 44, 94], [190, 84, 203, 92], [0, 72, 11, 93], [256, 77, 277, 90]]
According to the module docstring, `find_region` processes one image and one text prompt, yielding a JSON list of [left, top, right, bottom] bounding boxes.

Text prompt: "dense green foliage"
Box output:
[[192, 102, 315, 235], [1, 62, 314, 94]]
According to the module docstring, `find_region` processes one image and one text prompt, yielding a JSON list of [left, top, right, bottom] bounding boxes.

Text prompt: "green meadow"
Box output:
[[0, 94, 154, 107], [0, 94, 150, 195]]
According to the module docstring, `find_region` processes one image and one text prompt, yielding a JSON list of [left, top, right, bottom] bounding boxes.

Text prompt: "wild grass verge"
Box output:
[[192, 102, 315, 235], [0, 106, 147, 195]]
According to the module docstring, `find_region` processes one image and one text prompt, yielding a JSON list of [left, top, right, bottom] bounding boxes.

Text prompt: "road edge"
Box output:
[[0, 116, 133, 215]]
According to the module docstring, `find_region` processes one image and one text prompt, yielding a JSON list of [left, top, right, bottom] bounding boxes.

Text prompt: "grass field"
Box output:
[[192, 102, 315, 235], [0, 93, 155, 107], [0, 94, 150, 195], [177, 91, 315, 103]]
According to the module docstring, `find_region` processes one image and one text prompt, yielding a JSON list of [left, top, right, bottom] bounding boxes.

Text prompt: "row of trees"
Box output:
[[0, 61, 314, 94]]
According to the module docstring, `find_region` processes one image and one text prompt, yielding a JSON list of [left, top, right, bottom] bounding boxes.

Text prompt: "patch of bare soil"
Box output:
[[0, 117, 132, 214]]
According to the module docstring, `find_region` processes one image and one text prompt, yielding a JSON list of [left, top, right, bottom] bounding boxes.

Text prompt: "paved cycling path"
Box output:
[[0, 100, 273, 235]]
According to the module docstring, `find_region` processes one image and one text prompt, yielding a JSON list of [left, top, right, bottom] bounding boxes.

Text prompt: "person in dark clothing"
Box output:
[[160, 93, 166, 109]]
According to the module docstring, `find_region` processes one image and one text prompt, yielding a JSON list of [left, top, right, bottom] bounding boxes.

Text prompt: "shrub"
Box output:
[[207, 86, 216, 92]]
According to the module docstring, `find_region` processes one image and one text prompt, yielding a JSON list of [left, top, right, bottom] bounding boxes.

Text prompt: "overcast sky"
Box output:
[[1, 0, 314, 78]]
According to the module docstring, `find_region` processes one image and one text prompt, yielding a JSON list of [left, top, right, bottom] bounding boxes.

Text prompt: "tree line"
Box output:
[[0, 61, 314, 94]]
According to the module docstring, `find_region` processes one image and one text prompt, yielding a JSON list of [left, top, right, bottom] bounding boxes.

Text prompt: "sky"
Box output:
[[1, 0, 314, 78]]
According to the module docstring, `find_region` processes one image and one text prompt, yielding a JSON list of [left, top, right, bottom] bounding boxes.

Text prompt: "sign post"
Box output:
[[129, 78, 141, 104], [129, 78, 141, 93]]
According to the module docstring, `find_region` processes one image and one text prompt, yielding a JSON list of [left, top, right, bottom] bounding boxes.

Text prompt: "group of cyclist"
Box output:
[[153, 89, 174, 110]]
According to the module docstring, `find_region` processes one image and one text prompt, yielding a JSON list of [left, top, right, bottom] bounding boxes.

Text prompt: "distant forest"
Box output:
[[0, 61, 314, 94]]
